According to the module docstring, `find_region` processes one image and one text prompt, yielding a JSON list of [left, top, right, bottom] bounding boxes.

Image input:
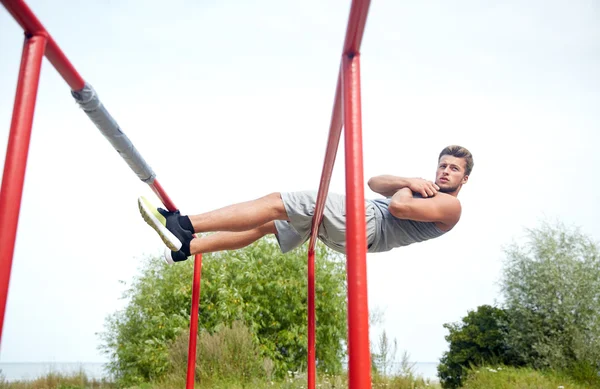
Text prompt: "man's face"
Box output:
[[435, 155, 469, 193]]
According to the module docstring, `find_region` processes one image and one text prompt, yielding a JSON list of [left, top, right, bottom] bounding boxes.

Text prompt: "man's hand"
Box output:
[[406, 178, 439, 198]]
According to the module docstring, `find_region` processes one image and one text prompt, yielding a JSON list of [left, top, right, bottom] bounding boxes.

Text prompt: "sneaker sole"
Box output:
[[138, 196, 182, 252], [163, 247, 175, 265]]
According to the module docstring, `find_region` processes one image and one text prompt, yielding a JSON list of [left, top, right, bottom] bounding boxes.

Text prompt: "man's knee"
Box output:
[[264, 192, 287, 219], [258, 221, 279, 235]]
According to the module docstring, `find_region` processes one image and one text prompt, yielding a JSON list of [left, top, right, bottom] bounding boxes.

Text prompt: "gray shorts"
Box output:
[[273, 191, 377, 254]]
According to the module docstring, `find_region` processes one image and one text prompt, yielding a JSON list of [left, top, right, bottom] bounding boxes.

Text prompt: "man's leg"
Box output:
[[187, 192, 288, 233], [138, 192, 288, 255], [188, 221, 278, 254]]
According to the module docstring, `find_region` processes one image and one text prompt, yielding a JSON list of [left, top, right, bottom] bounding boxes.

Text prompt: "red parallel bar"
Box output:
[[308, 76, 344, 248], [343, 0, 371, 55], [186, 254, 202, 389], [306, 74, 343, 389], [1, 0, 85, 90], [0, 34, 47, 342], [149, 180, 177, 213], [342, 54, 371, 389]]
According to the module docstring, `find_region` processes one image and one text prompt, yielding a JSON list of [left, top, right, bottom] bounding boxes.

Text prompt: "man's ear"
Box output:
[[461, 175, 469, 185]]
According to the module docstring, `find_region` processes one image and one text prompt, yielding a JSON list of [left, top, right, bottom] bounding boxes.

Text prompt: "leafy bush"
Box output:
[[168, 320, 266, 383], [438, 221, 600, 388], [437, 305, 515, 388], [500, 220, 600, 373], [100, 238, 347, 385]]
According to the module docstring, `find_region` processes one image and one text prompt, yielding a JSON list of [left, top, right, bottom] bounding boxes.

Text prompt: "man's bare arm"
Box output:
[[388, 188, 461, 228], [368, 175, 440, 198]]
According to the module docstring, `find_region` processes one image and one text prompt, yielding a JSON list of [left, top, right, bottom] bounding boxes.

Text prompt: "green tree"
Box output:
[[99, 238, 348, 385], [500, 220, 600, 374], [437, 305, 512, 389]]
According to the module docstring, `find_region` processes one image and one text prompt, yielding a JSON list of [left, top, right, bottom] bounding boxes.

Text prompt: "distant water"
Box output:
[[412, 362, 439, 381], [0, 361, 439, 382], [0, 362, 109, 382]]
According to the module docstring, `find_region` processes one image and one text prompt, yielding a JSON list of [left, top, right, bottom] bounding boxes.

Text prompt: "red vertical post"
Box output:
[[342, 53, 371, 389], [149, 180, 202, 388], [186, 253, 203, 389], [0, 33, 48, 342], [307, 249, 316, 388]]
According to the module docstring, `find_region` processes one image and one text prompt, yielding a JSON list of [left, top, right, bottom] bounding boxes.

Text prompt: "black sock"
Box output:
[[178, 215, 194, 233], [181, 239, 192, 257]]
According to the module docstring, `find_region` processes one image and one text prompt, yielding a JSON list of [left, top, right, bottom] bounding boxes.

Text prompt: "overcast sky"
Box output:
[[0, 0, 598, 366]]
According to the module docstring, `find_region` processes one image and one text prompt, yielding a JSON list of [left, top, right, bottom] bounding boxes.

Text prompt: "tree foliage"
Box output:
[[437, 305, 513, 389], [438, 221, 600, 388], [99, 238, 348, 385], [500, 220, 600, 373]]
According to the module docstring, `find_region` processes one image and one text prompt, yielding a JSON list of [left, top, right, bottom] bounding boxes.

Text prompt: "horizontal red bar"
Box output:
[[1, 0, 85, 90]]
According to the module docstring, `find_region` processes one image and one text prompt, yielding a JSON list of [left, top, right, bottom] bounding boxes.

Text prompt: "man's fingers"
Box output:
[[419, 182, 440, 197], [425, 185, 436, 196]]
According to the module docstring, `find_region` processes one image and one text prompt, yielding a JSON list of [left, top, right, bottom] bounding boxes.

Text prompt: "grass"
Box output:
[[462, 365, 599, 389], [0, 369, 113, 389], [6, 367, 600, 389], [150, 371, 440, 389], [0, 371, 440, 389]]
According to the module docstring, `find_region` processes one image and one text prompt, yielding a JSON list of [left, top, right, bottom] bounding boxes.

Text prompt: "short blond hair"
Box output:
[[439, 145, 474, 176]]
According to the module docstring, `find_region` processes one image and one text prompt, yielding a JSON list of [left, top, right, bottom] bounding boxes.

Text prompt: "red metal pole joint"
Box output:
[[343, 0, 371, 56], [1, 0, 85, 90]]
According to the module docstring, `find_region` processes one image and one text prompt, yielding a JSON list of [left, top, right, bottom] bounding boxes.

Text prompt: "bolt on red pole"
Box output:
[[0, 33, 48, 342], [342, 53, 372, 389]]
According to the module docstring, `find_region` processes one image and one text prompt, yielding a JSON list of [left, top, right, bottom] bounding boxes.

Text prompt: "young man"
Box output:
[[138, 145, 473, 264]]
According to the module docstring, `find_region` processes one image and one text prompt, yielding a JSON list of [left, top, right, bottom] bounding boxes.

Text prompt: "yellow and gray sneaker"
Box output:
[[138, 196, 194, 258]]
